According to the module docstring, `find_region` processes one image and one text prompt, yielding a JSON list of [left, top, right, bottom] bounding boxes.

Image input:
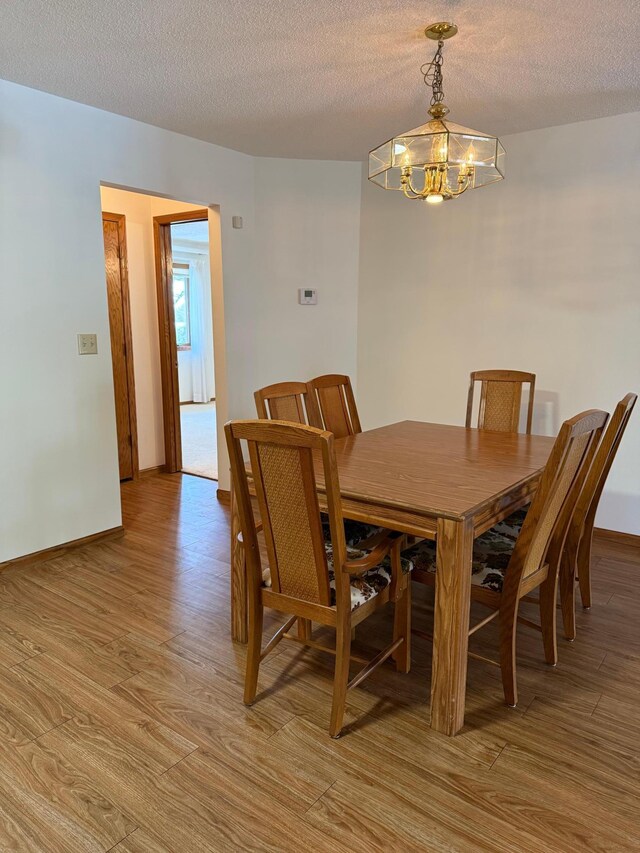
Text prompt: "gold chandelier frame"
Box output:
[[368, 22, 505, 205]]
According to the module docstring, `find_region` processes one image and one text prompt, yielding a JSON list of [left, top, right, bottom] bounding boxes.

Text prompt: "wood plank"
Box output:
[[4, 738, 137, 850]]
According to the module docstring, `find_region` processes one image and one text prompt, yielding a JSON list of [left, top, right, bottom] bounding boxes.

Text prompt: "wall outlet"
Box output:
[[298, 288, 317, 305], [77, 333, 98, 355]]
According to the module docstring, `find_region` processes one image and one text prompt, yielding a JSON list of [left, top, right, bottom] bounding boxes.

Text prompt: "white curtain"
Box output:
[[185, 254, 215, 403]]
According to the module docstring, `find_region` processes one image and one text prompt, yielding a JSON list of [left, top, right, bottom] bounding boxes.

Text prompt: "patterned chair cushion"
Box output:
[[403, 526, 516, 594], [321, 516, 383, 547], [492, 505, 529, 539], [263, 535, 413, 611]]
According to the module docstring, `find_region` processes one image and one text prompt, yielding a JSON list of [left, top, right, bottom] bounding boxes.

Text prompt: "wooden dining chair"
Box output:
[[255, 380, 380, 549], [466, 370, 536, 433], [225, 419, 413, 738], [254, 381, 322, 428], [307, 374, 362, 438], [558, 393, 637, 639], [404, 408, 607, 707], [494, 393, 636, 641]]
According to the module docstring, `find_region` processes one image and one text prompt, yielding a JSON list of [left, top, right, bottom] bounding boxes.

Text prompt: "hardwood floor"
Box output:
[[1, 473, 639, 851]]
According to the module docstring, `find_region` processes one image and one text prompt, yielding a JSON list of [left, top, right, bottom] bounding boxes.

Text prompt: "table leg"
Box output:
[[430, 517, 473, 736], [230, 477, 248, 643]]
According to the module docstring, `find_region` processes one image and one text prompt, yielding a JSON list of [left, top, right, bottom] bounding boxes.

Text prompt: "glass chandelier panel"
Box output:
[[368, 23, 505, 204]]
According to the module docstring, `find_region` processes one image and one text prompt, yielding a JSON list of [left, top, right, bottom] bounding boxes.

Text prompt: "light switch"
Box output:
[[77, 333, 98, 355], [232, 216, 243, 229]]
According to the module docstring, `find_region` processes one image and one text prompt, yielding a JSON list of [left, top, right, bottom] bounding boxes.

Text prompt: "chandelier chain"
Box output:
[[421, 39, 445, 107]]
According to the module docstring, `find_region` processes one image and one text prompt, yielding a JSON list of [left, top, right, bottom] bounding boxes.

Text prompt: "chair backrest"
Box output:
[[466, 370, 536, 434], [505, 409, 608, 593], [225, 419, 349, 608], [254, 381, 322, 427], [307, 374, 361, 439], [567, 392, 637, 549]]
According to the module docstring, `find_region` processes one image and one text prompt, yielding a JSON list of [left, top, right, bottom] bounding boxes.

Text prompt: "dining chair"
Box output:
[[307, 374, 362, 438], [225, 419, 413, 738], [495, 393, 636, 641], [404, 408, 607, 707], [255, 380, 380, 548], [254, 381, 322, 428], [466, 370, 536, 433], [561, 393, 637, 634]]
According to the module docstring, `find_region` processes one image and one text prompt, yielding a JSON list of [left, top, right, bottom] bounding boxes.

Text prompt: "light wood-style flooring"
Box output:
[[0, 473, 639, 851]]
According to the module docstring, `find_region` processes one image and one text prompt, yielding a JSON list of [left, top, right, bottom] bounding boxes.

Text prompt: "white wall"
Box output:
[[357, 111, 640, 534], [1, 80, 362, 562], [237, 157, 362, 414]]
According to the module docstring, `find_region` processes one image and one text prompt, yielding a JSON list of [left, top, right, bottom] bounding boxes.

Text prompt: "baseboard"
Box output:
[[0, 526, 125, 571], [139, 465, 167, 478], [594, 527, 640, 548], [216, 488, 230, 504]]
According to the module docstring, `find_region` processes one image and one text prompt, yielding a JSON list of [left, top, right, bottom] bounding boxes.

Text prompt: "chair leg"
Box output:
[[558, 550, 577, 642], [539, 574, 558, 666], [329, 617, 352, 738], [392, 579, 411, 673], [577, 528, 593, 609], [243, 587, 263, 706], [498, 602, 519, 707], [297, 618, 312, 640]]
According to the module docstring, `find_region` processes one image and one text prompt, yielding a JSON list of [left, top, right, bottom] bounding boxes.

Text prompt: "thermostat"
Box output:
[[298, 288, 317, 305]]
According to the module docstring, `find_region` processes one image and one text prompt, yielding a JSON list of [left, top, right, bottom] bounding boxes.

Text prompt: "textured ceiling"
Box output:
[[3, 1, 640, 160], [171, 220, 209, 244]]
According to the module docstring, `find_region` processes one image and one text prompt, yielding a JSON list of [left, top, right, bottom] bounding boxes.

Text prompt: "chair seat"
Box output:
[[322, 517, 382, 547], [492, 506, 529, 539], [263, 535, 413, 611], [403, 526, 515, 594]]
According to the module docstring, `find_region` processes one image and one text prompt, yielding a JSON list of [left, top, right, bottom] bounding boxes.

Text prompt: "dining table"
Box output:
[[229, 420, 555, 736]]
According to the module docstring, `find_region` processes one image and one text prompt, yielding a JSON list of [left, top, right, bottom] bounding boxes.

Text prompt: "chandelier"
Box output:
[[368, 22, 505, 204]]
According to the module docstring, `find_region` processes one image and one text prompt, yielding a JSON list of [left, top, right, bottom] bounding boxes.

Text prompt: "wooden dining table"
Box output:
[[229, 420, 555, 736]]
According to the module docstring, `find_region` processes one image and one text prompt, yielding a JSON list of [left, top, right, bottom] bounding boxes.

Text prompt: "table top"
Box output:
[[314, 421, 555, 521]]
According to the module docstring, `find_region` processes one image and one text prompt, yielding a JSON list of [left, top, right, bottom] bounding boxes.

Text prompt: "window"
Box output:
[[172, 263, 191, 349]]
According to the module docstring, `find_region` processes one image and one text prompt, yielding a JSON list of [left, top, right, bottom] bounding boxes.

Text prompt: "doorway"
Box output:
[[102, 212, 138, 480], [154, 211, 218, 480]]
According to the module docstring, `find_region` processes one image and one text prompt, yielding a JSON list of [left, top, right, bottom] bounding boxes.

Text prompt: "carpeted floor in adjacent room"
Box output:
[[180, 401, 217, 480]]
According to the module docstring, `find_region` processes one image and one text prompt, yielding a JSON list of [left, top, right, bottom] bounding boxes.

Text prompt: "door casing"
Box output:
[[103, 211, 139, 480], [153, 209, 210, 473]]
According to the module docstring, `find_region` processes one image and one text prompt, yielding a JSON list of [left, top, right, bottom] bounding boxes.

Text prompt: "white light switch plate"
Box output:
[[77, 333, 98, 355]]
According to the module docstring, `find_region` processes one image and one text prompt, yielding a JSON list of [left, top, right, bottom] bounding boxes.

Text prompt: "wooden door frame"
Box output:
[[102, 211, 139, 479], [153, 208, 210, 473]]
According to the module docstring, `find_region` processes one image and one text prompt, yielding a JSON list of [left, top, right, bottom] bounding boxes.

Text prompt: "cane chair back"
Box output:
[[225, 420, 347, 607], [254, 382, 322, 427], [308, 374, 361, 439], [505, 410, 608, 593], [466, 370, 536, 434]]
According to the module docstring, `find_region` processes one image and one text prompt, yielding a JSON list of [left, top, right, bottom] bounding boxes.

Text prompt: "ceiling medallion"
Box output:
[[368, 22, 505, 205]]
